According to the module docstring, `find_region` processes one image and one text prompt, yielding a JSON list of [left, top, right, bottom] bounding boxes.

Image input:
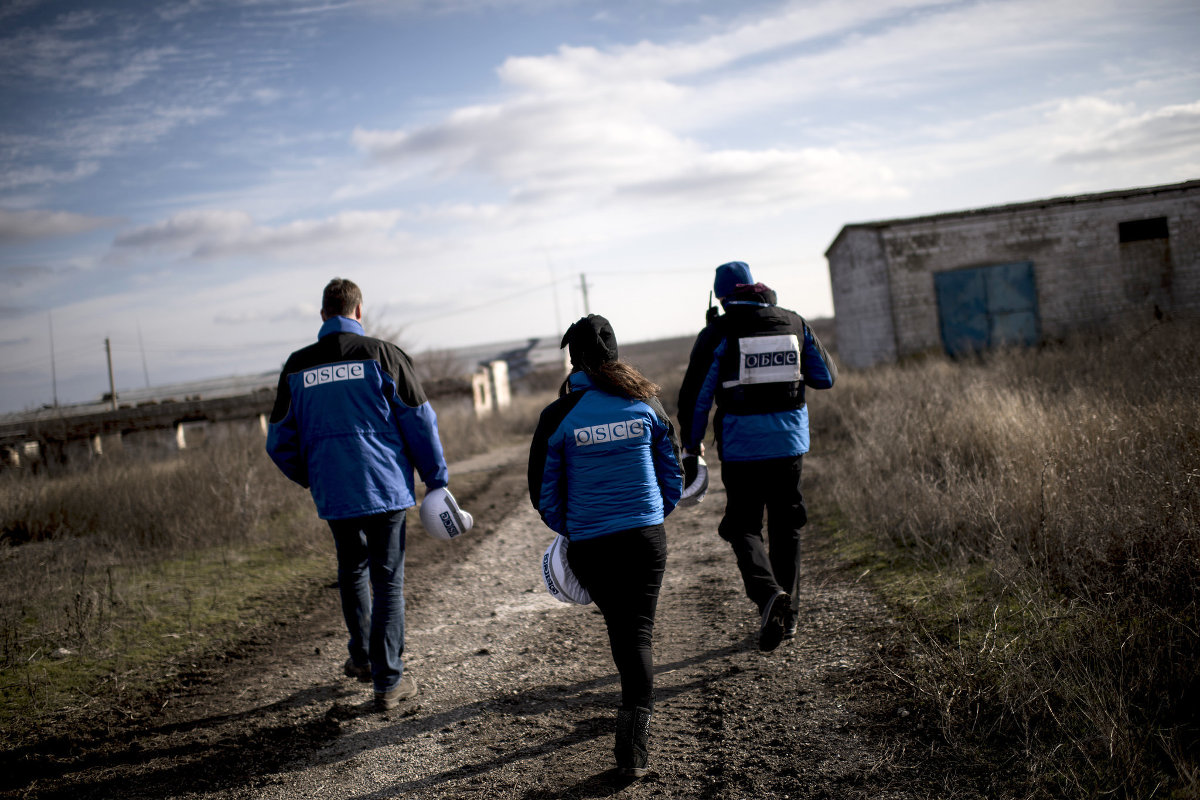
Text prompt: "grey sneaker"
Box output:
[[343, 658, 371, 683], [759, 591, 790, 652], [374, 673, 418, 710]]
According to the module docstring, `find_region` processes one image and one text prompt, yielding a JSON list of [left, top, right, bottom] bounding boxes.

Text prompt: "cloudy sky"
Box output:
[[1, 0, 1197, 412]]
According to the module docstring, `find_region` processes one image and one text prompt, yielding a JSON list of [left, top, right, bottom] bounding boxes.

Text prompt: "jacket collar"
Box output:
[[318, 315, 364, 339], [568, 371, 594, 391], [721, 282, 776, 309]]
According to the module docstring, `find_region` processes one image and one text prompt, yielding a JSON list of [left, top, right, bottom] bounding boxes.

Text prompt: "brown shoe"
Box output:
[[374, 673, 418, 710], [343, 658, 371, 682]]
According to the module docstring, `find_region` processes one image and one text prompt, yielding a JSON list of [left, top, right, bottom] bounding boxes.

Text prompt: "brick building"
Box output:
[[825, 180, 1200, 369]]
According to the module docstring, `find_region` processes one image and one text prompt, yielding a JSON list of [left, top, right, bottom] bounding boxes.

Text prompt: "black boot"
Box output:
[[615, 706, 652, 778]]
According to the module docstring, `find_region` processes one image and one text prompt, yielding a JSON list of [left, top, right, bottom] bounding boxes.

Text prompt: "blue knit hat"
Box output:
[[714, 261, 753, 298]]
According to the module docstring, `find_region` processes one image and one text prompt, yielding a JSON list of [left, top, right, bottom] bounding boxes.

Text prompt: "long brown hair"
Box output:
[[562, 360, 660, 401]]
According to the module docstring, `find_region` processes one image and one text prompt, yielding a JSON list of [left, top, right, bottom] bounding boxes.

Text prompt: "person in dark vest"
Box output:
[[528, 314, 682, 777], [266, 278, 450, 711], [677, 262, 837, 652]]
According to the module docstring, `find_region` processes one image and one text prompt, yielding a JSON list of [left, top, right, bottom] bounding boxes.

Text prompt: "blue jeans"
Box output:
[[328, 509, 407, 693]]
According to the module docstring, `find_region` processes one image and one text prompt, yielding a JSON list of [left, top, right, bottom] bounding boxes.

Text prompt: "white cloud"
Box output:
[[0, 10, 176, 96], [353, 85, 908, 216], [0, 160, 100, 192], [0, 208, 119, 242], [623, 147, 905, 210], [67, 105, 226, 160], [110, 208, 422, 265], [113, 209, 255, 250], [499, 0, 957, 91], [3, 0, 1198, 412], [1050, 99, 1200, 164], [214, 303, 316, 325], [352, 0, 1177, 225], [0, 105, 225, 195]]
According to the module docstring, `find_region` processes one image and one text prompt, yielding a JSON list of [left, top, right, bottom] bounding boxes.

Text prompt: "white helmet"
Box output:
[[542, 534, 591, 605], [419, 487, 473, 541], [678, 454, 709, 506]]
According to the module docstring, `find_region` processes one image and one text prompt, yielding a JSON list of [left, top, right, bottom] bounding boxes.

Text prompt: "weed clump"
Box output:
[[0, 390, 547, 737], [812, 320, 1200, 798]]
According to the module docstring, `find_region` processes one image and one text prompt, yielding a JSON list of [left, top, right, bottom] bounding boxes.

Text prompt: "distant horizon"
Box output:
[[7, 313, 842, 416]]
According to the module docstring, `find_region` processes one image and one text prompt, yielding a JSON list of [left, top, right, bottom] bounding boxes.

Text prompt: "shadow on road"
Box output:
[[5, 640, 744, 799]]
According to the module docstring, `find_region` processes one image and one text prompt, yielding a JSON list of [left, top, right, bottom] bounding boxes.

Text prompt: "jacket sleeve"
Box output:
[[395, 401, 449, 490], [528, 407, 553, 510], [801, 320, 838, 390], [264, 364, 309, 488], [538, 435, 568, 535], [528, 407, 567, 535], [647, 397, 683, 516], [385, 343, 449, 489], [676, 324, 723, 452], [529, 395, 583, 535]]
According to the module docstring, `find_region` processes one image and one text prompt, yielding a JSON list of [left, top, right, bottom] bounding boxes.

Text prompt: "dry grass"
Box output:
[[810, 320, 1200, 798], [4, 320, 1197, 798], [0, 392, 547, 735]]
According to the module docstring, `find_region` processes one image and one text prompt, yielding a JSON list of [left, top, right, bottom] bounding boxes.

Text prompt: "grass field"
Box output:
[[806, 320, 1199, 798], [0, 394, 545, 737], [2, 317, 1196, 798]]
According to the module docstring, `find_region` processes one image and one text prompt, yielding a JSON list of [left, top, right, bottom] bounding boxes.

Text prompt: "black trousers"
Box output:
[[567, 524, 667, 711], [718, 455, 806, 612]]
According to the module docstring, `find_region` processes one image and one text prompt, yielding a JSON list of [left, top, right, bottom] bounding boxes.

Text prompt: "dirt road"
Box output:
[[7, 445, 984, 799]]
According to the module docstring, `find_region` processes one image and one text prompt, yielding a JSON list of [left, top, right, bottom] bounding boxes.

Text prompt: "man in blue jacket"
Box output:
[[677, 262, 837, 652], [266, 278, 449, 710]]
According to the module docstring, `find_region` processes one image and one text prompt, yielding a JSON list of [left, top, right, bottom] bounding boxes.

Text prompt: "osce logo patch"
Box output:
[[438, 510, 461, 538], [302, 362, 365, 387], [744, 350, 798, 369], [729, 333, 803, 387], [573, 418, 646, 447], [542, 551, 560, 596]]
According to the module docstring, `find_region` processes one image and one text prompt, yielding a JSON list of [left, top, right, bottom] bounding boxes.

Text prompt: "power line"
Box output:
[[4, 268, 703, 378], [2, 344, 98, 372]]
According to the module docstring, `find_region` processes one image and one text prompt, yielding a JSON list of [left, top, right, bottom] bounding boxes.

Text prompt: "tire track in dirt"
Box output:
[[6, 448, 986, 799], [214, 456, 954, 800]]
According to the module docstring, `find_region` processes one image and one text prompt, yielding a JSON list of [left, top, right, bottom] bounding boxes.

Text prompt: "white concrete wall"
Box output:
[[471, 371, 493, 418], [827, 227, 898, 369], [489, 360, 511, 410]]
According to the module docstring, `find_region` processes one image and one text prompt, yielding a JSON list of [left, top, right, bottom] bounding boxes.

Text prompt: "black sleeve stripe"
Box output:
[[527, 390, 587, 510], [647, 396, 682, 466]]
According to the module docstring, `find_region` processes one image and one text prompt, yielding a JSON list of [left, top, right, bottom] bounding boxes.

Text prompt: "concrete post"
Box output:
[[472, 370, 493, 418], [489, 360, 511, 411]]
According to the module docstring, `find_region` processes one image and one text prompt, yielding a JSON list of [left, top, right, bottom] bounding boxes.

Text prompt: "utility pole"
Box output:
[[545, 252, 563, 338], [105, 338, 117, 410], [48, 311, 58, 408], [579, 273, 591, 315], [137, 323, 150, 388]]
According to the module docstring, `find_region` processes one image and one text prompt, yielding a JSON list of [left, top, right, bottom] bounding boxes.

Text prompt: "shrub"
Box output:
[[811, 321, 1200, 797]]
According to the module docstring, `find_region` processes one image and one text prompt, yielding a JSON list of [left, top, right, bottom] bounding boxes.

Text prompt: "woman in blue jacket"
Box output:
[[528, 314, 682, 778]]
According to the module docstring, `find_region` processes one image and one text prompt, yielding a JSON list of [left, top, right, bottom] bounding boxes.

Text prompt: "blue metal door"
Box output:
[[935, 268, 989, 355], [935, 261, 1038, 357]]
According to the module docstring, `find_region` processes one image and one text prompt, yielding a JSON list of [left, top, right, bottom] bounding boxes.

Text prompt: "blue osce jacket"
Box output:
[[528, 372, 682, 540], [265, 316, 449, 520], [677, 286, 837, 462]]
